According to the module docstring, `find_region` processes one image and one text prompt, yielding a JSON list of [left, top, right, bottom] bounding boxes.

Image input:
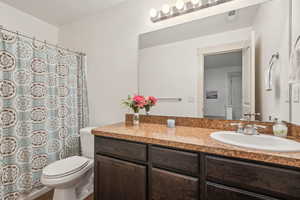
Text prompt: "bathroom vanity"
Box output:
[[92, 119, 300, 200]]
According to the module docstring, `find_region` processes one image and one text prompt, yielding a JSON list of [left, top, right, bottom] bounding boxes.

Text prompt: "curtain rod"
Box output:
[[0, 25, 86, 56]]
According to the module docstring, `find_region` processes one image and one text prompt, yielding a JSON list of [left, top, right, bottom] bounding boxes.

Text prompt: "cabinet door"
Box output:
[[205, 182, 279, 200], [151, 168, 199, 200], [95, 155, 147, 200]]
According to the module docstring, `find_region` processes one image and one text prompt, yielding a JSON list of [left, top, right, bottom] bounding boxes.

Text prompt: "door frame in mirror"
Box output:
[[197, 39, 253, 119]]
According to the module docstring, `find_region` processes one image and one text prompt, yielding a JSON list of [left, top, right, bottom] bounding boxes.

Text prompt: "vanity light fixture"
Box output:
[[162, 4, 171, 15], [191, 0, 202, 7], [150, 0, 233, 23], [191, 0, 200, 6], [150, 8, 158, 18], [176, 0, 185, 11], [208, 0, 218, 5]]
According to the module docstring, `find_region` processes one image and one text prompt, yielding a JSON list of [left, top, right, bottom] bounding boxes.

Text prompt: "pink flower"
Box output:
[[146, 96, 157, 106], [133, 95, 146, 108]]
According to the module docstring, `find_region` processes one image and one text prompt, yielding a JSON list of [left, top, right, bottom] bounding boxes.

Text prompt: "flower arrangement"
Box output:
[[122, 95, 157, 114], [144, 96, 158, 115], [122, 95, 158, 125], [122, 95, 146, 113]]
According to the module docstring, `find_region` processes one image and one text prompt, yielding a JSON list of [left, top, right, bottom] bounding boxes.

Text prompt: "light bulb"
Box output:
[[191, 0, 200, 6], [199, 0, 203, 6], [162, 4, 171, 15], [208, 0, 215, 5], [176, 0, 185, 11], [149, 8, 158, 18]]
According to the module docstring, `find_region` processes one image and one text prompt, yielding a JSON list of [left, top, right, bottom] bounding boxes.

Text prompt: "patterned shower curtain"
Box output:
[[0, 31, 89, 200]]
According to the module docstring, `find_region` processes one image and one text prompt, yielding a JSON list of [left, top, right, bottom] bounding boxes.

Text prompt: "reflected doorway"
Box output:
[[203, 51, 243, 120]]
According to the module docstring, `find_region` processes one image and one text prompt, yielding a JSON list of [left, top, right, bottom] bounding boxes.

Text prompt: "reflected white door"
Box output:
[[242, 31, 256, 119], [232, 75, 243, 120]]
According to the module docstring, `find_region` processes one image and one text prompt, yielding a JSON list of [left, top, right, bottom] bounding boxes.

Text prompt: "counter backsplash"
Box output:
[[125, 114, 300, 138]]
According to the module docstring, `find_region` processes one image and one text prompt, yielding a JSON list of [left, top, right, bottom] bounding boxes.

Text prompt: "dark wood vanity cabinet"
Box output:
[[152, 168, 199, 200], [94, 136, 300, 200], [94, 155, 147, 200]]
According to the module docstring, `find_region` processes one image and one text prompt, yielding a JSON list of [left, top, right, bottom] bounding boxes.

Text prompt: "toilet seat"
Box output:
[[43, 156, 90, 179]]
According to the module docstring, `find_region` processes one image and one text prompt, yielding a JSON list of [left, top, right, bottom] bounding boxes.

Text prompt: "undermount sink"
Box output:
[[210, 131, 300, 152]]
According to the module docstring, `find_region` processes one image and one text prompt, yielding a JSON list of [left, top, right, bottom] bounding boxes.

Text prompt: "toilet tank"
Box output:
[[80, 127, 96, 159]]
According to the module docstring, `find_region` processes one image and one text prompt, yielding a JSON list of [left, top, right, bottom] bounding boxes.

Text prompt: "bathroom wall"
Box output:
[[253, 0, 291, 122], [58, 0, 264, 126], [204, 66, 242, 118], [0, 2, 58, 43], [139, 28, 250, 117]]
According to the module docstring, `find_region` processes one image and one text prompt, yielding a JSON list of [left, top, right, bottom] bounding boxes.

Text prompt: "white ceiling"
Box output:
[[0, 0, 126, 26], [204, 51, 243, 69], [139, 5, 260, 49]]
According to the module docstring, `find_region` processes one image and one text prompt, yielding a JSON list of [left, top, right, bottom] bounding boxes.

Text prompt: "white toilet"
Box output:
[[41, 127, 96, 200]]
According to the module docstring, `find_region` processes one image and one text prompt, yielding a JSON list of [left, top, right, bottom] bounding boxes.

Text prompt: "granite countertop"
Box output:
[[92, 122, 300, 168]]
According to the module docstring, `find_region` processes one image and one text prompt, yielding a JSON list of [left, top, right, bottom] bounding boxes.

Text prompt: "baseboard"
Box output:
[[18, 187, 53, 200]]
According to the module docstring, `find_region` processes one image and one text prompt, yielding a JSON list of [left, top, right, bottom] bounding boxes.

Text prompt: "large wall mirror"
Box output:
[[291, 0, 300, 125], [138, 0, 293, 122]]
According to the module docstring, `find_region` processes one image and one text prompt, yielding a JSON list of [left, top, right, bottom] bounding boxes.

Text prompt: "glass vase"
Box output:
[[133, 112, 140, 125], [145, 106, 150, 115]]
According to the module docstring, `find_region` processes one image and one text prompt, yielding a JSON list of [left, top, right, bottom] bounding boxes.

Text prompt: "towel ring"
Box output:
[[269, 52, 279, 66]]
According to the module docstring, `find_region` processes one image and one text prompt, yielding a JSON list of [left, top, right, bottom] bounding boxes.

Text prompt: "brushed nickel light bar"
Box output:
[[150, 0, 234, 23]]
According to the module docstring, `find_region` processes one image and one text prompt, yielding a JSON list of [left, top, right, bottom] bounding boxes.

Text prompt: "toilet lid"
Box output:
[[43, 156, 90, 178]]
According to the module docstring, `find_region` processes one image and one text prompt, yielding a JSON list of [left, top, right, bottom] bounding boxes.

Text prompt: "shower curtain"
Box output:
[[0, 32, 89, 200]]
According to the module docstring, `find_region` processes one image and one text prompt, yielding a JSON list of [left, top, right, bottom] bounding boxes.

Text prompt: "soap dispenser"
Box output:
[[273, 118, 288, 138]]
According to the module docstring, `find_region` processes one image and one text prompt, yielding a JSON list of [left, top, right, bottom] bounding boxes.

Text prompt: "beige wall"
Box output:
[[0, 2, 58, 43], [253, 0, 291, 122], [58, 0, 267, 126], [58, 0, 295, 126]]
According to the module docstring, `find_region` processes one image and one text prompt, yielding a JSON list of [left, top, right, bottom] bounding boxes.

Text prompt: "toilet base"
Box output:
[[53, 188, 77, 200]]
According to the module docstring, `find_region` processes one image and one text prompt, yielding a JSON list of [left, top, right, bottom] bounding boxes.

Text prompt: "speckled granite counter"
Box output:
[[92, 123, 300, 168]]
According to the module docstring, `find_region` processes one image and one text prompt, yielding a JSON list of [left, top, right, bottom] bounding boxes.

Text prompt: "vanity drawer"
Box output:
[[95, 137, 147, 162], [151, 146, 199, 175], [205, 182, 280, 200], [205, 155, 300, 199], [152, 168, 199, 200]]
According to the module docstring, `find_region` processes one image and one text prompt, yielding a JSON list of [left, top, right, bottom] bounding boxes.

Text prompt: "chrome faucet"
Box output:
[[231, 123, 267, 135], [231, 113, 267, 135], [242, 113, 261, 121], [230, 123, 244, 134], [243, 124, 267, 135]]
